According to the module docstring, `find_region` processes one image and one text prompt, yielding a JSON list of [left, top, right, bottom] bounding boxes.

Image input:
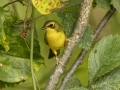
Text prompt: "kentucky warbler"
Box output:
[[41, 20, 66, 65]]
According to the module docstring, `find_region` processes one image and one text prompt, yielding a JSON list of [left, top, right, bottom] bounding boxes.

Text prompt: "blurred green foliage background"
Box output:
[[0, 0, 120, 90]]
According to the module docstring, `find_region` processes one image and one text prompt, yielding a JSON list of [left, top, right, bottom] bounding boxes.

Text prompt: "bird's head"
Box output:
[[41, 20, 62, 32]]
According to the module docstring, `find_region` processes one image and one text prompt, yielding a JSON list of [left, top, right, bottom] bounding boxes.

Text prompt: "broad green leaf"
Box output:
[[88, 35, 120, 82], [64, 76, 82, 90], [96, 0, 111, 9], [91, 66, 120, 90], [0, 53, 31, 82], [112, 0, 120, 12], [57, 6, 80, 38], [79, 25, 93, 50], [0, 9, 44, 88]]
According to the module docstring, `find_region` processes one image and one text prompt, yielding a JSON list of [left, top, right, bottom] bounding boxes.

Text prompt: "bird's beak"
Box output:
[[41, 26, 46, 30]]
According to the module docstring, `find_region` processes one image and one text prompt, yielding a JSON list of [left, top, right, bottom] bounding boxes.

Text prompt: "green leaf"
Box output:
[[0, 9, 44, 88], [57, 6, 80, 38], [91, 66, 120, 90], [0, 80, 23, 88], [112, 0, 120, 12], [79, 25, 93, 50], [0, 8, 18, 52], [66, 87, 88, 90], [92, 0, 97, 8], [0, 8, 10, 52], [88, 35, 120, 82], [0, 54, 31, 82], [61, 0, 82, 6], [96, 0, 111, 9], [64, 76, 82, 90]]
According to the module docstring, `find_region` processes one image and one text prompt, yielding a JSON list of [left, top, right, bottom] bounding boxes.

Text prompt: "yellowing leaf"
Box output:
[[32, 0, 63, 15]]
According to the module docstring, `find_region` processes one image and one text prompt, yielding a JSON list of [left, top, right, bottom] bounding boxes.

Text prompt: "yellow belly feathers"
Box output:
[[46, 28, 66, 55]]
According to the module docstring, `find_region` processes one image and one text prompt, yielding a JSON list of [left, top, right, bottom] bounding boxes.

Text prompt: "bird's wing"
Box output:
[[63, 28, 66, 36], [63, 29, 66, 33], [44, 32, 48, 45], [48, 49, 55, 59], [48, 49, 60, 59]]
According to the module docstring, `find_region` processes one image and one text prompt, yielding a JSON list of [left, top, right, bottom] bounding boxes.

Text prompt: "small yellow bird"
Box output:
[[41, 20, 66, 65]]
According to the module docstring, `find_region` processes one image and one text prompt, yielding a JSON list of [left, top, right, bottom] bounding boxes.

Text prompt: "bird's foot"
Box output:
[[66, 38, 75, 44], [56, 57, 65, 67], [66, 38, 71, 42]]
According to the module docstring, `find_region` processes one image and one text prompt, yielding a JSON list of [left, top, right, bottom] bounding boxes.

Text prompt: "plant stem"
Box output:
[[30, 24, 36, 90], [59, 6, 116, 90], [30, 1, 37, 90]]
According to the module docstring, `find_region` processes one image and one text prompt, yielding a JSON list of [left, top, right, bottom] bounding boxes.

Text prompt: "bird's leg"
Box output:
[[64, 38, 72, 46], [66, 38, 71, 42], [55, 56, 59, 65], [66, 38, 75, 45], [55, 56, 64, 66]]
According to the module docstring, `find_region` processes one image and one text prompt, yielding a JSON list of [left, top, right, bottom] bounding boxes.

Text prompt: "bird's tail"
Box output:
[[48, 49, 60, 59]]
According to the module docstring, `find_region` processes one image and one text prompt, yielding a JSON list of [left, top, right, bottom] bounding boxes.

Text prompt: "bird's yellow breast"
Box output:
[[46, 28, 66, 51]]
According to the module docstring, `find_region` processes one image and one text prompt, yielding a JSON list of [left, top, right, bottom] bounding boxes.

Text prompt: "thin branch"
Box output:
[[59, 6, 116, 90], [34, 15, 45, 21], [45, 0, 93, 90], [92, 6, 116, 41], [2, 0, 18, 8], [10, 0, 19, 18], [21, 0, 31, 49], [23, 38, 30, 51], [21, 0, 32, 45], [2, 0, 24, 8], [23, 0, 30, 29]]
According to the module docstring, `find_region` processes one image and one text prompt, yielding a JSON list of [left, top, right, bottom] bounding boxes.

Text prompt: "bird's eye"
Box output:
[[50, 24, 54, 27], [47, 24, 55, 28]]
